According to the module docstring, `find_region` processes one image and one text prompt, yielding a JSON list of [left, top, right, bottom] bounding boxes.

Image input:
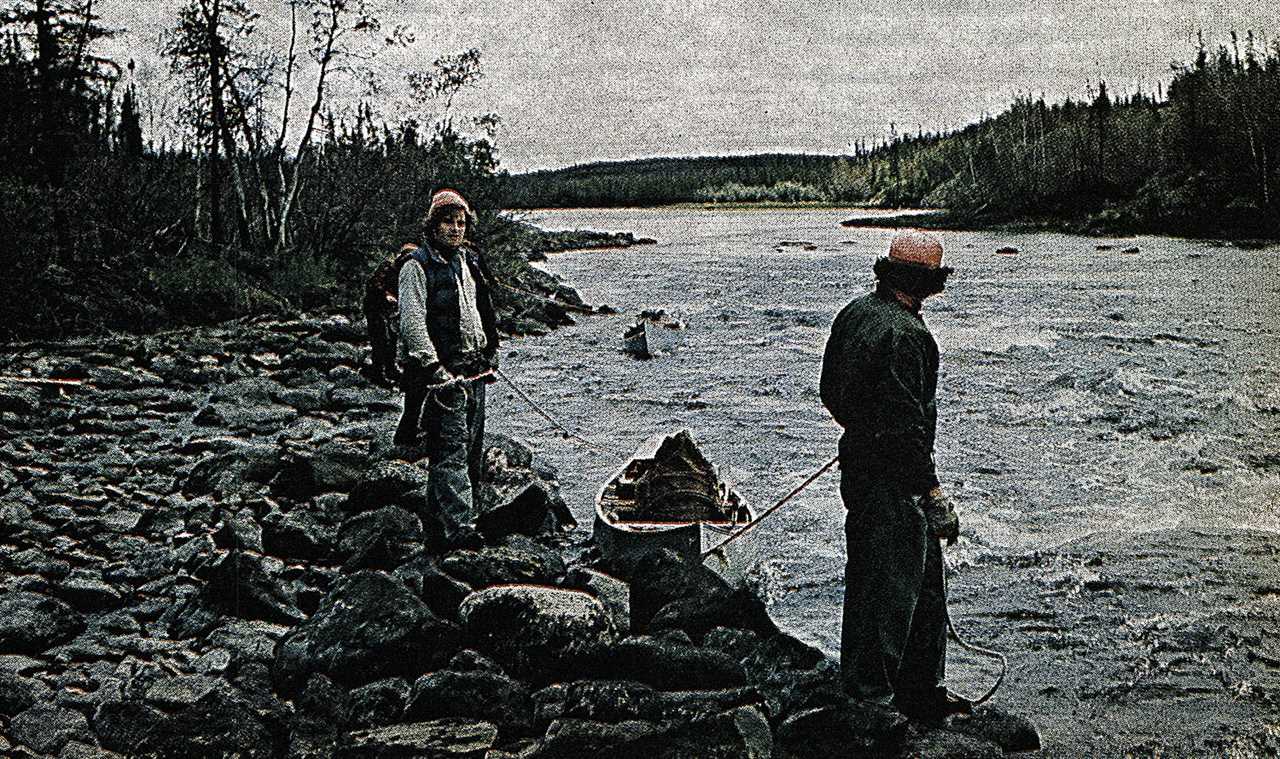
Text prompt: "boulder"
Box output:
[[440, 535, 566, 589], [899, 727, 1005, 759], [8, 703, 93, 754], [540, 718, 669, 756], [336, 506, 427, 570], [392, 556, 474, 620], [532, 679, 765, 728], [92, 700, 169, 755], [775, 702, 908, 758], [0, 591, 84, 654], [134, 685, 281, 758], [342, 718, 498, 757], [271, 440, 368, 500], [0, 672, 48, 716], [563, 566, 630, 635], [404, 669, 532, 736], [298, 672, 352, 727], [647, 585, 778, 642], [344, 461, 431, 515], [274, 570, 459, 692], [262, 507, 336, 561], [948, 707, 1042, 753], [348, 678, 411, 729], [459, 585, 612, 682], [620, 548, 732, 633], [182, 442, 283, 498], [194, 550, 306, 626], [563, 636, 747, 691]]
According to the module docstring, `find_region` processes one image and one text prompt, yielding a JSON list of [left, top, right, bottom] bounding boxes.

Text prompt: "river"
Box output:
[[487, 207, 1280, 659]]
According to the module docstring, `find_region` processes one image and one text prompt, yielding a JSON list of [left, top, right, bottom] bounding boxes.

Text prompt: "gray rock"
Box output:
[[144, 675, 221, 709], [775, 702, 908, 757], [298, 672, 352, 727], [540, 718, 668, 755], [459, 585, 612, 683], [8, 703, 93, 754], [0, 591, 85, 654], [0, 386, 39, 415], [342, 718, 498, 758], [440, 535, 566, 588], [900, 727, 1005, 759], [564, 567, 630, 635], [194, 550, 305, 626], [336, 506, 426, 570], [213, 508, 265, 553], [648, 584, 778, 642], [348, 678, 411, 729], [392, 556, 474, 621], [0, 672, 49, 717], [620, 548, 733, 633], [532, 679, 765, 728], [273, 570, 460, 692], [262, 507, 336, 561], [563, 635, 748, 691], [92, 699, 168, 754], [405, 670, 531, 736], [134, 686, 280, 757], [343, 460, 431, 515], [948, 707, 1042, 753]]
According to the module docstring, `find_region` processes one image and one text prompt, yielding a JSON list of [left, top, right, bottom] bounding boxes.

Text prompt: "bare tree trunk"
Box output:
[[273, 0, 341, 256], [204, 0, 224, 250]]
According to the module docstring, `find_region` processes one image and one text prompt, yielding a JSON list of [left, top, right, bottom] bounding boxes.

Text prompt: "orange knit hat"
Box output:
[[888, 230, 944, 268]]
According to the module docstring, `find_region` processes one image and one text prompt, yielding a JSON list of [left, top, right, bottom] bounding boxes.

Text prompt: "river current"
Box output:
[[487, 207, 1280, 655]]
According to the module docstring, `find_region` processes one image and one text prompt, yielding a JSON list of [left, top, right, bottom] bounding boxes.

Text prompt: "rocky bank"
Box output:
[[0, 311, 1041, 758]]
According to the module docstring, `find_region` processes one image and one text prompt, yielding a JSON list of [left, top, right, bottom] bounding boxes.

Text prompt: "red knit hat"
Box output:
[[428, 188, 472, 220], [888, 230, 944, 268]]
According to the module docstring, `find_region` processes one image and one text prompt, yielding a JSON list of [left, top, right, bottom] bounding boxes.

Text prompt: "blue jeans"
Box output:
[[398, 374, 486, 539]]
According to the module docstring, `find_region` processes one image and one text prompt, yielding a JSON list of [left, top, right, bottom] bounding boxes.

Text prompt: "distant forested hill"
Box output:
[[501, 34, 1280, 238]]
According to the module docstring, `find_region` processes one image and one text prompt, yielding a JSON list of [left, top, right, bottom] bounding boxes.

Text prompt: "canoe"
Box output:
[[594, 432, 754, 581], [994, 246, 1020, 256]]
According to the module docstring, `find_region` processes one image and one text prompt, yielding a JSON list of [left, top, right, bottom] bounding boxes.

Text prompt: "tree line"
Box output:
[[501, 33, 1280, 238], [0, 0, 506, 341]]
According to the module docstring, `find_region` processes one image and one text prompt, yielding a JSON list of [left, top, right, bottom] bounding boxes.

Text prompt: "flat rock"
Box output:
[[92, 699, 168, 754], [0, 591, 85, 654], [775, 702, 909, 757], [343, 718, 498, 757], [134, 686, 280, 757], [194, 550, 305, 626], [8, 703, 93, 754], [262, 507, 336, 561], [900, 727, 1005, 759], [144, 674, 222, 709], [392, 556, 474, 620], [344, 460, 431, 515], [405, 669, 532, 736]]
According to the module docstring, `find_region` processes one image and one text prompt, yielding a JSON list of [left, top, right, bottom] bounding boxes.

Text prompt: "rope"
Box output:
[[701, 455, 839, 559], [494, 366, 629, 460], [494, 279, 601, 315], [698, 453, 1008, 706], [942, 554, 1008, 706]]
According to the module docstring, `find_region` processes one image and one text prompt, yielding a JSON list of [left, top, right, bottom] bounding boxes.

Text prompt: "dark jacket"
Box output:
[[820, 287, 940, 495], [400, 241, 500, 374]]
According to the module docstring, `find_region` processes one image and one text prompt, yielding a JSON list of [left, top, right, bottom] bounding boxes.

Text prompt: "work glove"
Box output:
[[921, 487, 960, 545], [404, 359, 450, 390]]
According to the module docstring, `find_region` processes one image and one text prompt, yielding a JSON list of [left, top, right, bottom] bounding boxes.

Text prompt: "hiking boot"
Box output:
[[894, 687, 973, 724]]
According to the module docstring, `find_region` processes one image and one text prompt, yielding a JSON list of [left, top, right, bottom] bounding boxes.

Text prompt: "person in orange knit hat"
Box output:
[[820, 229, 968, 724]]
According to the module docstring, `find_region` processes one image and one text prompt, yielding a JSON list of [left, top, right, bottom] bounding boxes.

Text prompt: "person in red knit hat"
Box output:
[[395, 188, 499, 550]]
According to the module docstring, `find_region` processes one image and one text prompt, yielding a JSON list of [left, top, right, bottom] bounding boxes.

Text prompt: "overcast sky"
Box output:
[[99, 0, 1276, 172]]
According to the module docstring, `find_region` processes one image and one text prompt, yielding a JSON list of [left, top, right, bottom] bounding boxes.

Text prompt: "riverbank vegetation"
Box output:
[[502, 33, 1280, 238], [0, 0, 554, 342]]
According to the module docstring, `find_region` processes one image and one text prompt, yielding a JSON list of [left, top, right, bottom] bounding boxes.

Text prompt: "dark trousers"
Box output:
[[395, 373, 486, 538], [840, 465, 946, 704]]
